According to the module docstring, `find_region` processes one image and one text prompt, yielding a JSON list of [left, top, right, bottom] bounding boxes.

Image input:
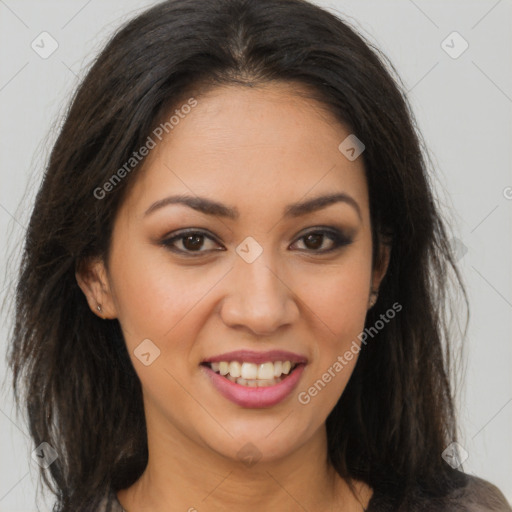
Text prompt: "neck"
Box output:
[[117, 407, 370, 512]]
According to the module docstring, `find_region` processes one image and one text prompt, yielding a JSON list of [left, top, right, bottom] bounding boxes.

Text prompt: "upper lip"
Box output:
[[202, 349, 308, 365]]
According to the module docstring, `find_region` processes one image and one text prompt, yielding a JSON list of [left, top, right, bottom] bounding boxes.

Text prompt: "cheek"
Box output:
[[303, 272, 369, 335], [293, 251, 372, 342], [296, 267, 370, 413], [107, 236, 207, 348], [293, 245, 372, 403]]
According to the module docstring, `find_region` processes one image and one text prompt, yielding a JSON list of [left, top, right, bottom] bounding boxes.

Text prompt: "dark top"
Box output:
[[100, 471, 511, 511]]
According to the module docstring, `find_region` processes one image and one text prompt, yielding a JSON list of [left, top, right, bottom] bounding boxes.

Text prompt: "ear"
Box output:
[[75, 257, 117, 319], [370, 236, 392, 302]]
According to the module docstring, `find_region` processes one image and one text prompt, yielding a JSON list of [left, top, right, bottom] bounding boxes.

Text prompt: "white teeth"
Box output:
[[236, 377, 280, 387], [229, 361, 241, 378], [219, 361, 229, 376], [257, 379, 275, 387], [258, 362, 275, 380], [207, 360, 298, 381], [241, 362, 258, 380]]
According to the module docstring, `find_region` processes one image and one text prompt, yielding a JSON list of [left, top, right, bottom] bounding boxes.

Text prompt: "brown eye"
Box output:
[[303, 233, 324, 250], [160, 227, 352, 257], [182, 234, 205, 251], [291, 228, 353, 253], [161, 230, 223, 255]]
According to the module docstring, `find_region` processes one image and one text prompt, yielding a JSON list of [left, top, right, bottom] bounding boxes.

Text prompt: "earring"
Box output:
[[368, 291, 378, 308], [96, 304, 102, 313]]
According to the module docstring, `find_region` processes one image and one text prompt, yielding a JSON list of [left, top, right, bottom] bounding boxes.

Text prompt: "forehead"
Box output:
[[120, 83, 369, 219]]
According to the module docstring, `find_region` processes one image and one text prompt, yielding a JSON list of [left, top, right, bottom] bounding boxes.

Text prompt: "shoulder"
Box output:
[[448, 473, 511, 512], [368, 472, 511, 512]]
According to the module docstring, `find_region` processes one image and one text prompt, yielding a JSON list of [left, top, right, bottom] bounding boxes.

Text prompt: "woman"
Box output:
[[7, 0, 511, 510]]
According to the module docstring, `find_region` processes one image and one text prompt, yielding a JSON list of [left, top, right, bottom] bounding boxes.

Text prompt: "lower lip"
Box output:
[[201, 364, 306, 408]]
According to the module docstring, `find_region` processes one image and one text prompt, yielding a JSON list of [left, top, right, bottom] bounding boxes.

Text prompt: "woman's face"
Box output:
[[81, 83, 388, 465]]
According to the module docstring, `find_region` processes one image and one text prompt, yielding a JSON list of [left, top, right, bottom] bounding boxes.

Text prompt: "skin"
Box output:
[[77, 82, 389, 512]]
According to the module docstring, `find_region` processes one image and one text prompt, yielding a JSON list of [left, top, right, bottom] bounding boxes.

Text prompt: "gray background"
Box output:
[[1, 0, 511, 510]]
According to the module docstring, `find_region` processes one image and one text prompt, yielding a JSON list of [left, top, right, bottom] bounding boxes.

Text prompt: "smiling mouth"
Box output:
[[201, 361, 302, 387]]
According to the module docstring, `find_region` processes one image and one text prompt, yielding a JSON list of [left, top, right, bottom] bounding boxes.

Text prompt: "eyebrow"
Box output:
[[144, 192, 361, 220]]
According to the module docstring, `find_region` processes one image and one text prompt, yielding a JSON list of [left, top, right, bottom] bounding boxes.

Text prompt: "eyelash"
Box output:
[[160, 227, 353, 257]]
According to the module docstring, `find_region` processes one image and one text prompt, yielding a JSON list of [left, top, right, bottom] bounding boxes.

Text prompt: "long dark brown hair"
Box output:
[[7, 0, 468, 510]]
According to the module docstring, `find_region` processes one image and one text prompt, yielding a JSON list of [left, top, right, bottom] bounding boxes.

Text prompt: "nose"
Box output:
[[219, 253, 299, 337]]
